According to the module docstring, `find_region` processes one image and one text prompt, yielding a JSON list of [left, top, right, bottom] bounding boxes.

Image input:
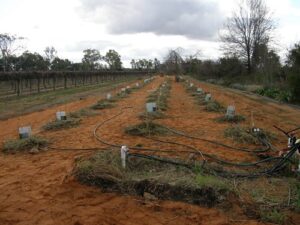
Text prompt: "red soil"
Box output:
[[1, 76, 299, 225]]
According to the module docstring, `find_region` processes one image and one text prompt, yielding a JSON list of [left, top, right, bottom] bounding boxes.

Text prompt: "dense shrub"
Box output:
[[255, 87, 292, 102], [3, 136, 48, 153], [288, 74, 300, 103]]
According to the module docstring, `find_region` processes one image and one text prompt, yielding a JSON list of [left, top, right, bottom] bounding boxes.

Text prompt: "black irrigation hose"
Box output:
[[128, 153, 191, 168], [160, 124, 271, 153], [92, 104, 298, 178], [48, 146, 109, 151], [205, 144, 300, 178], [144, 136, 285, 168], [93, 107, 199, 155], [128, 146, 299, 179], [93, 107, 288, 169]]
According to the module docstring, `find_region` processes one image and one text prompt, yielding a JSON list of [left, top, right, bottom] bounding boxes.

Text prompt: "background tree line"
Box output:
[[0, 35, 159, 72], [161, 0, 300, 104]]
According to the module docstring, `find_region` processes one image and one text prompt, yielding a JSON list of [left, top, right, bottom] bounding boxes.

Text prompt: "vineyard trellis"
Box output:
[[0, 70, 153, 97]]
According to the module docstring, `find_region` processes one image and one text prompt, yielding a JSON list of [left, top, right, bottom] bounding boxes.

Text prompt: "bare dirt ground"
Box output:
[[0, 76, 299, 225]]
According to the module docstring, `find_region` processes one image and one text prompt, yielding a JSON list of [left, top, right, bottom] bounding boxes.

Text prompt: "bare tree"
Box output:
[[44, 46, 57, 69], [164, 48, 184, 75], [0, 33, 24, 71], [221, 0, 275, 74]]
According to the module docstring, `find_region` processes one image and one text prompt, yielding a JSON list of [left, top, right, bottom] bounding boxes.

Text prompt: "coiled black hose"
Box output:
[[159, 124, 272, 153], [93, 107, 291, 172]]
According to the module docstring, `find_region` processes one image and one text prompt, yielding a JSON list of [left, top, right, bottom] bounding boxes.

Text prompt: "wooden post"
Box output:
[[64, 75, 67, 89], [37, 77, 41, 93], [16, 78, 20, 96], [29, 78, 32, 93], [53, 76, 56, 91]]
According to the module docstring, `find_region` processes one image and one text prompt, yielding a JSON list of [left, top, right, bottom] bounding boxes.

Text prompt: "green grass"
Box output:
[[196, 174, 229, 189], [186, 85, 197, 93], [42, 118, 81, 131], [145, 80, 171, 112], [74, 151, 229, 206], [260, 209, 286, 224], [224, 126, 259, 144], [224, 126, 276, 144], [3, 136, 48, 153], [139, 111, 166, 120], [125, 122, 170, 136], [69, 108, 99, 118], [205, 101, 225, 112], [116, 92, 128, 99], [146, 94, 158, 103], [0, 77, 137, 120], [91, 100, 116, 110], [287, 179, 300, 211], [216, 114, 246, 123]]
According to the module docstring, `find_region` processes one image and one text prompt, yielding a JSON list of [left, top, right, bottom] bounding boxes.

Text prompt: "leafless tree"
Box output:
[[164, 48, 184, 75], [44, 46, 57, 68], [220, 0, 275, 74], [0, 33, 24, 71]]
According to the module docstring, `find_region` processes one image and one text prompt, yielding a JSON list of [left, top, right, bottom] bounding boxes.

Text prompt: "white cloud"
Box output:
[[79, 0, 223, 40], [0, 0, 299, 67]]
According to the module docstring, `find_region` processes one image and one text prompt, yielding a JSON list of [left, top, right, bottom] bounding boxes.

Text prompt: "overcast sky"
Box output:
[[0, 0, 299, 67]]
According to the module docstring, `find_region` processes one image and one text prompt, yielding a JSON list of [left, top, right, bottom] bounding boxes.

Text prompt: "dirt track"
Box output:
[[1, 76, 299, 225]]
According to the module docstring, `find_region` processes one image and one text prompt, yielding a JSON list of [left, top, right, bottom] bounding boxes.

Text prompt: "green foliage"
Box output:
[[288, 74, 300, 103], [43, 118, 80, 131], [51, 57, 72, 70], [91, 99, 115, 110], [196, 174, 229, 189], [284, 42, 300, 103], [295, 182, 300, 210], [255, 87, 292, 102], [139, 111, 166, 120], [205, 100, 225, 112], [75, 151, 228, 206], [104, 49, 122, 70], [224, 126, 259, 144], [125, 122, 170, 136], [69, 108, 98, 118], [18, 51, 49, 71], [216, 114, 246, 123], [82, 49, 101, 71], [116, 92, 128, 99], [146, 81, 171, 112], [224, 126, 275, 144], [3, 136, 48, 153], [260, 209, 286, 225]]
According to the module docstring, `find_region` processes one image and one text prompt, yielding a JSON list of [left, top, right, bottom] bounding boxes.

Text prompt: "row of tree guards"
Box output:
[[0, 70, 153, 97]]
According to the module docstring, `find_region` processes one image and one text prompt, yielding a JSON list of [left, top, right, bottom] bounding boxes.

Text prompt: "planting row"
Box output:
[[0, 70, 153, 97], [183, 79, 277, 144], [2, 77, 156, 153]]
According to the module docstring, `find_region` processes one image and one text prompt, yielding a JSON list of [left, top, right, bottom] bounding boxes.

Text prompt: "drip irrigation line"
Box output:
[[202, 144, 300, 178], [93, 107, 199, 155], [129, 145, 299, 178], [93, 107, 287, 169], [144, 136, 285, 168], [127, 145, 299, 179], [143, 136, 206, 162], [92, 102, 299, 178], [128, 153, 191, 168], [48, 146, 109, 151], [287, 126, 300, 134], [159, 124, 271, 153]]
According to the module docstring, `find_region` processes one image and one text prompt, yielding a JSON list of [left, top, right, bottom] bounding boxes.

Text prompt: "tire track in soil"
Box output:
[[0, 76, 265, 225]]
